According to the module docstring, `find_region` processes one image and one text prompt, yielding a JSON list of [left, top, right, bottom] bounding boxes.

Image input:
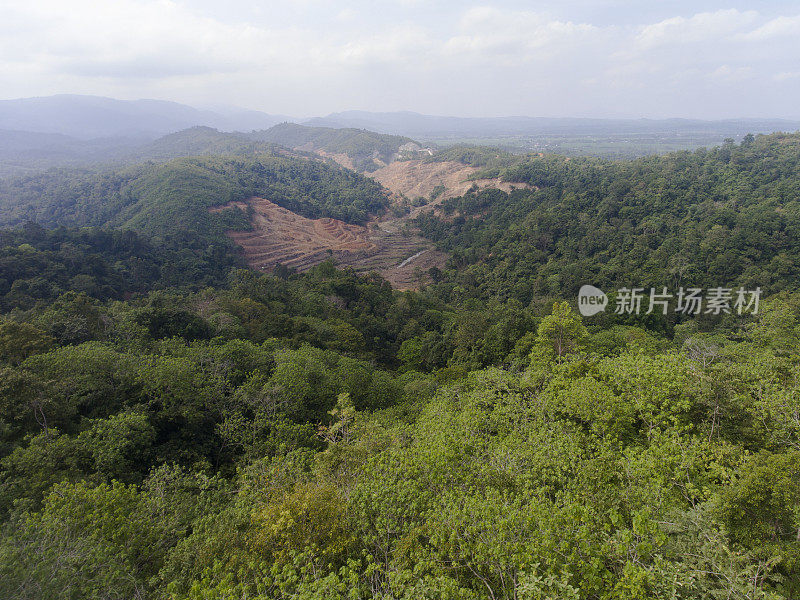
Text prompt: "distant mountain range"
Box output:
[[0, 123, 420, 177], [2, 95, 800, 175], [4, 94, 800, 142], [306, 110, 800, 139], [0, 95, 288, 139]]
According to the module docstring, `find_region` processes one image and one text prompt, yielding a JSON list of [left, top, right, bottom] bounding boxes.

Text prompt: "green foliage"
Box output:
[[716, 451, 800, 594], [132, 125, 287, 161], [0, 155, 389, 243], [0, 319, 52, 364], [1, 134, 800, 599], [418, 133, 800, 305], [424, 144, 520, 172], [0, 466, 224, 600], [532, 301, 587, 363], [253, 123, 416, 171], [0, 224, 240, 309]]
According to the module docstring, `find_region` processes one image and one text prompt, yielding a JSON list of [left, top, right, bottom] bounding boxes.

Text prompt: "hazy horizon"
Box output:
[[3, 93, 800, 124], [3, 1, 800, 120]]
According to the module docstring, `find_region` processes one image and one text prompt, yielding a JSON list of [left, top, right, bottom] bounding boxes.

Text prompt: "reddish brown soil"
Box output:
[[211, 158, 529, 290], [212, 197, 446, 290], [369, 160, 479, 201]]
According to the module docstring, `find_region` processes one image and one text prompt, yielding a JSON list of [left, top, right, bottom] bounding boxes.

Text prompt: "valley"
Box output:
[[210, 157, 530, 289], [4, 122, 800, 600], [212, 196, 447, 289]]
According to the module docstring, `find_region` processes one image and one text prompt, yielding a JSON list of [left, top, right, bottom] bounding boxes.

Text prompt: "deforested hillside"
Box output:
[[369, 158, 530, 212], [212, 196, 446, 288]]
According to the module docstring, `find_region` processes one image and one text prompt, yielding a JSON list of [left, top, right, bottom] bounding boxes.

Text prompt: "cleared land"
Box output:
[[212, 159, 527, 289], [211, 197, 446, 289], [369, 160, 531, 216]]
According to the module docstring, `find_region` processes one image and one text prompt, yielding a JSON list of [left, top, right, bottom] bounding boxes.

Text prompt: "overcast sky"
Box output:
[[2, 0, 799, 119]]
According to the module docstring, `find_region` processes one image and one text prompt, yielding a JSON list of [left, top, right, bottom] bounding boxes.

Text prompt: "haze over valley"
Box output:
[[4, 94, 800, 177]]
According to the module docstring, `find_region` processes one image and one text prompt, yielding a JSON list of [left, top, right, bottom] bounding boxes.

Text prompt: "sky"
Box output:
[[1, 0, 799, 119]]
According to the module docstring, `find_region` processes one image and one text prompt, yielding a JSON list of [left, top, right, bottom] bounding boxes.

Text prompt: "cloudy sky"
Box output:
[[1, 0, 799, 118]]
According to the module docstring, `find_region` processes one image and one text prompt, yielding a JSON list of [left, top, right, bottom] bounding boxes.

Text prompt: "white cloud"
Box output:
[[709, 65, 753, 83], [1, 0, 288, 77], [335, 26, 434, 66], [335, 8, 358, 22], [0, 1, 799, 118], [635, 9, 757, 48], [445, 7, 597, 61], [742, 15, 800, 40], [774, 71, 800, 82]]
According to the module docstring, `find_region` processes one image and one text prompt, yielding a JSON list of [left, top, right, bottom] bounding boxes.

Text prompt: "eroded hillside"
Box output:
[[369, 159, 531, 215], [212, 197, 446, 289], [207, 155, 531, 289]]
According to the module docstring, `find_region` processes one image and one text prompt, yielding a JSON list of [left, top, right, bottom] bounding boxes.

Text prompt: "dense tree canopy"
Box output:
[[0, 154, 390, 236], [418, 133, 800, 306], [252, 123, 416, 172], [1, 133, 800, 599]]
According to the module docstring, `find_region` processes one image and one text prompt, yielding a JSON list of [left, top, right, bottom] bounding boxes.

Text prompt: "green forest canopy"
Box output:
[[252, 122, 417, 171], [0, 155, 390, 237], [418, 133, 800, 305], [1, 133, 800, 599]]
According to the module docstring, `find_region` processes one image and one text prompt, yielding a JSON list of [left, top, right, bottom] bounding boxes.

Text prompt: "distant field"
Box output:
[[421, 131, 760, 158]]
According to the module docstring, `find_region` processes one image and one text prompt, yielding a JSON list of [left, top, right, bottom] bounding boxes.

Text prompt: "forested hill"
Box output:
[[417, 132, 800, 303], [4, 132, 800, 599], [0, 126, 321, 178], [0, 124, 401, 176], [251, 122, 418, 171], [0, 155, 390, 237], [127, 126, 290, 161]]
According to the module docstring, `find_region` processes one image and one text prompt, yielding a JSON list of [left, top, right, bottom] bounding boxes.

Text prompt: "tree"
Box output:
[[0, 321, 53, 365], [532, 302, 587, 363]]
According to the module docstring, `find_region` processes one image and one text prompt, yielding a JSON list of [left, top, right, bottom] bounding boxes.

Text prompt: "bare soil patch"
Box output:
[[369, 160, 477, 201], [369, 160, 531, 216], [212, 159, 528, 289], [295, 144, 358, 170], [212, 197, 446, 290]]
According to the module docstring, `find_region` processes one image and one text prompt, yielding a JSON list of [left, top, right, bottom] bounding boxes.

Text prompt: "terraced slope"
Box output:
[[211, 197, 446, 289], [207, 158, 529, 289]]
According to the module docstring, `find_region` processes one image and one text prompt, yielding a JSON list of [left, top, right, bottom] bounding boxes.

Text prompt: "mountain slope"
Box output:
[[0, 129, 139, 177], [0, 126, 303, 177], [416, 132, 800, 303], [128, 127, 291, 161], [0, 156, 390, 240], [251, 123, 419, 171]]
